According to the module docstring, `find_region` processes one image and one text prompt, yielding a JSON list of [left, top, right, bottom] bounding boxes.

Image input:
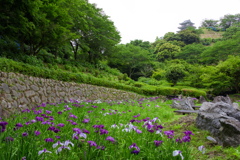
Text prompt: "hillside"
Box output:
[[200, 28, 224, 39]]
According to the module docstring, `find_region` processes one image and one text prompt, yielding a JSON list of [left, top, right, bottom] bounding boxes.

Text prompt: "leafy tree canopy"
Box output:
[[201, 55, 240, 94], [222, 25, 240, 41], [165, 63, 186, 86], [219, 13, 240, 29], [200, 31, 240, 64], [175, 43, 206, 64], [154, 42, 181, 62], [178, 29, 200, 45], [200, 19, 219, 27]]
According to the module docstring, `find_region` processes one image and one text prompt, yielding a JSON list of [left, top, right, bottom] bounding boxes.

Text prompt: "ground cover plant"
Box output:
[[0, 97, 207, 160]]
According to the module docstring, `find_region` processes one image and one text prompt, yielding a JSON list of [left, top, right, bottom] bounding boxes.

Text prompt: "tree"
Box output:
[[71, 2, 121, 63], [165, 64, 186, 86], [178, 29, 200, 45], [108, 44, 152, 79], [219, 13, 240, 29], [0, 0, 75, 56], [200, 19, 219, 27], [201, 56, 240, 94], [155, 42, 181, 62], [128, 39, 154, 56], [200, 31, 240, 64], [222, 25, 240, 41], [175, 43, 206, 64]]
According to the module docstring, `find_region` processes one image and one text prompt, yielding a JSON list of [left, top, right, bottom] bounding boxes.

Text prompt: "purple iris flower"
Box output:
[[54, 128, 61, 133], [130, 119, 136, 123], [183, 130, 194, 136], [4, 136, 13, 142], [25, 121, 30, 125], [73, 128, 81, 134], [136, 129, 142, 134], [55, 136, 60, 139], [82, 129, 90, 134], [123, 111, 125, 113], [154, 140, 163, 147], [16, 123, 23, 128], [57, 123, 65, 128], [82, 118, 89, 123], [67, 120, 73, 123], [176, 138, 182, 143], [35, 130, 41, 136], [41, 103, 46, 107], [129, 143, 140, 155], [31, 119, 36, 123], [87, 141, 97, 147], [22, 132, 28, 137], [129, 110, 131, 112], [97, 145, 105, 150], [164, 130, 174, 138], [106, 136, 115, 144], [71, 122, 77, 125], [45, 138, 54, 143], [57, 111, 62, 115], [69, 114, 77, 119], [46, 110, 51, 114], [182, 135, 191, 142], [48, 126, 55, 131], [35, 116, 44, 122], [100, 129, 108, 135], [157, 125, 163, 129]]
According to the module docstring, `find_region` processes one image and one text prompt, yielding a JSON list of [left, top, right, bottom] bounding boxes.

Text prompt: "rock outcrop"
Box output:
[[170, 98, 194, 110], [195, 101, 240, 147], [199, 95, 207, 104]]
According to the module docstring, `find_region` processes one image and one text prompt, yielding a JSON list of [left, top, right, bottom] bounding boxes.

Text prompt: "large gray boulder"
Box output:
[[212, 95, 232, 106], [199, 95, 207, 104], [171, 98, 194, 110], [195, 101, 240, 148]]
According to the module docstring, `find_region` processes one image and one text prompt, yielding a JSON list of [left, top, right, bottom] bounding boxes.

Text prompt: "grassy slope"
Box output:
[[200, 29, 224, 39]]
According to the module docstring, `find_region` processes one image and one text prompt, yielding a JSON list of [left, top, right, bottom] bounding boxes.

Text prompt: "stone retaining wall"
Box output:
[[0, 71, 146, 118]]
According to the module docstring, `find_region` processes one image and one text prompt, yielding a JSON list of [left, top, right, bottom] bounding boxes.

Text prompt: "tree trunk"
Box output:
[[55, 47, 58, 59], [88, 51, 92, 63], [20, 39, 25, 53]]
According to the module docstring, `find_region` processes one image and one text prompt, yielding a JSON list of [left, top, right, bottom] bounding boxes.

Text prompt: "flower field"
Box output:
[[0, 97, 205, 160]]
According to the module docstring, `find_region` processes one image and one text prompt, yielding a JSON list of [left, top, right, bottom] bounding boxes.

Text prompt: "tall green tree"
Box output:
[[175, 43, 206, 64], [201, 56, 240, 94], [71, 2, 121, 63], [200, 31, 240, 64], [165, 64, 186, 86], [108, 44, 152, 79], [154, 42, 181, 62], [200, 19, 219, 27], [219, 13, 240, 29], [178, 29, 200, 45]]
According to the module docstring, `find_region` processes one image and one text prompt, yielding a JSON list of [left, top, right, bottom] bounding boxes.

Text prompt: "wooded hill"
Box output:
[[1, 0, 240, 97]]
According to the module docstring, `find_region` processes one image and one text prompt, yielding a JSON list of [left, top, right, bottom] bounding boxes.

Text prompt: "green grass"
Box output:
[[1, 97, 240, 159]]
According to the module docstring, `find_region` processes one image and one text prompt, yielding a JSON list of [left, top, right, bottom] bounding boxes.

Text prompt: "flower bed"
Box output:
[[0, 97, 205, 159]]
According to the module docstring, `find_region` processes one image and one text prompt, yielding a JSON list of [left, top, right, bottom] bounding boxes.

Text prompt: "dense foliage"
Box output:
[[0, 1, 240, 96]]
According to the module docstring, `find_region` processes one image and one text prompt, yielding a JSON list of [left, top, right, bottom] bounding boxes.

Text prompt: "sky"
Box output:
[[88, 0, 240, 44]]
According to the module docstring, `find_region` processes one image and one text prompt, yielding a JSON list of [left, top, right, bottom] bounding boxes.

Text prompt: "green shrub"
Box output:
[[64, 65, 72, 71], [48, 63, 53, 69], [53, 64, 58, 70], [152, 69, 165, 80], [181, 88, 207, 98], [72, 66, 78, 73], [134, 82, 146, 88]]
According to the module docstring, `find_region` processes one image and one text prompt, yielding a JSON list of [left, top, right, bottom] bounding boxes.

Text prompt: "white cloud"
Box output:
[[89, 0, 240, 44]]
